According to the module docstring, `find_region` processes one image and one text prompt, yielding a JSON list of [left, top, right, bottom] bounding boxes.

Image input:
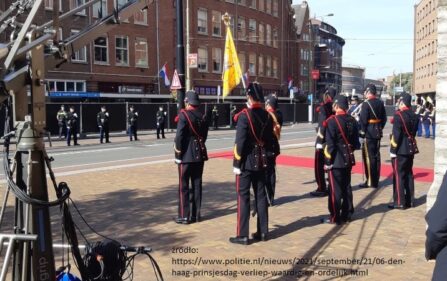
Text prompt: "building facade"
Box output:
[[414, 0, 438, 99], [341, 66, 365, 96], [310, 18, 345, 98]]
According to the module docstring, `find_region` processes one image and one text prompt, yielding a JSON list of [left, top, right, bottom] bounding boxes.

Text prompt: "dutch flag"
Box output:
[[288, 77, 293, 90], [159, 63, 171, 87], [243, 71, 249, 85]]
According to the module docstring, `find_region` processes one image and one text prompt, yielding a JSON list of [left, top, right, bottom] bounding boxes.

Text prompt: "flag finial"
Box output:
[[222, 12, 231, 26]]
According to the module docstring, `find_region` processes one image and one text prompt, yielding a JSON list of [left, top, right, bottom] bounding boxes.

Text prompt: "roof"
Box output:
[[292, 1, 309, 35]]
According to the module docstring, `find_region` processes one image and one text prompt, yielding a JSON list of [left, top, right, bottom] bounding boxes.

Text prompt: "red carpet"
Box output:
[[209, 152, 434, 183]]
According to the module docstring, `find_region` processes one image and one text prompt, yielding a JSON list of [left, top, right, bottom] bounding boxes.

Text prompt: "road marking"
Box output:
[[281, 142, 314, 149], [49, 147, 131, 156]]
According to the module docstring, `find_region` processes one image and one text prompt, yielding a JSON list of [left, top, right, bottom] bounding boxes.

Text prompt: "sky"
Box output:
[[292, 0, 417, 79]]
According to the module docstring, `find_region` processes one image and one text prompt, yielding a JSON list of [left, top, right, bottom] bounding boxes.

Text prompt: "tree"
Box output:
[[389, 72, 413, 94]]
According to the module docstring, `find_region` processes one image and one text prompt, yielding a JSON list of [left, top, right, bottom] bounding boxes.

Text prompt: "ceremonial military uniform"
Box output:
[[97, 106, 110, 143], [311, 87, 336, 197], [66, 107, 79, 146], [230, 83, 273, 245], [323, 95, 360, 224], [56, 106, 67, 139], [426, 173, 447, 281], [265, 94, 283, 205], [359, 84, 387, 188], [156, 107, 166, 139], [389, 93, 419, 209], [174, 91, 209, 224], [127, 106, 139, 141]]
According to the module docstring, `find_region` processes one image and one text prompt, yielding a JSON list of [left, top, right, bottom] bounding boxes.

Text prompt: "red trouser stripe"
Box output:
[[328, 170, 337, 223], [179, 164, 184, 218], [394, 158, 401, 206], [236, 175, 240, 236]]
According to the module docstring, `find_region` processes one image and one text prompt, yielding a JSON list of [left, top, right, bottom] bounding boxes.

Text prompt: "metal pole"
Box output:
[[175, 0, 185, 113], [185, 0, 191, 91], [156, 0, 161, 95]]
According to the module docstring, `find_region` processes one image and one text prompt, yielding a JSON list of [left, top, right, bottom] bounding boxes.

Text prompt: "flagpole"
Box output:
[[156, 0, 161, 95]]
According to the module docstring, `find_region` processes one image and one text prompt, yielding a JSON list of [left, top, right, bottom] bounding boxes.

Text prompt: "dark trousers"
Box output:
[[424, 122, 431, 138], [265, 158, 276, 205], [314, 149, 327, 192], [391, 155, 414, 207], [213, 118, 218, 129], [66, 127, 78, 146], [178, 162, 205, 220], [129, 125, 138, 141], [156, 124, 165, 139], [362, 139, 381, 187], [100, 125, 109, 143], [417, 119, 423, 137], [327, 168, 353, 223], [432, 123, 436, 139], [432, 246, 447, 281], [58, 123, 65, 139], [235, 170, 268, 237]]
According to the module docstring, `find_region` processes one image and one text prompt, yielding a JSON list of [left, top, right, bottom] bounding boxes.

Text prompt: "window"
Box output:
[[48, 80, 86, 92], [273, 29, 278, 48], [71, 0, 86, 15], [266, 24, 272, 46], [238, 17, 246, 40], [115, 36, 129, 66], [45, 0, 62, 11], [226, 0, 235, 2], [259, 0, 264, 12], [198, 47, 208, 72], [212, 48, 222, 73], [212, 11, 222, 36], [272, 58, 278, 78], [249, 53, 256, 75], [239, 53, 246, 73], [249, 19, 257, 42], [134, 9, 148, 25], [229, 14, 236, 35], [259, 23, 264, 44], [237, 0, 246, 5], [135, 37, 148, 67], [93, 37, 109, 64], [248, 0, 256, 9], [266, 0, 272, 14], [258, 56, 264, 76], [273, 0, 278, 16], [93, 0, 106, 18], [266, 56, 271, 77], [117, 0, 128, 8], [71, 30, 87, 62], [197, 9, 208, 34]]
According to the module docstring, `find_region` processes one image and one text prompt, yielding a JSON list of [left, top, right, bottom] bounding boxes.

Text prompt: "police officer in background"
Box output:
[[174, 90, 209, 224], [156, 106, 167, 139], [389, 93, 419, 209], [212, 105, 219, 130], [97, 105, 111, 144], [311, 87, 336, 197], [347, 95, 360, 116], [231, 82, 273, 245], [230, 105, 237, 128], [56, 105, 67, 139], [265, 94, 283, 205], [359, 83, 387, 188], [322, 95, 360, 224], [66, 106, 79, 146], [127, 105, 139, 141]]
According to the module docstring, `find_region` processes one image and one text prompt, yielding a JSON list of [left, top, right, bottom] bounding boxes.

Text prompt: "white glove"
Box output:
[[73, 113, 78, 118], [157, 123, 159, 126], [135, 112, 139, 116], [233, 167, 241, 175], [324, 164, 333, 171], [98, 125, 102, 128], [390, 153, 397, 159], [175, 159, 182, 164], [359, 138, 365, 145], [316, 143, 323, 150], [106, 112, 109, 117]]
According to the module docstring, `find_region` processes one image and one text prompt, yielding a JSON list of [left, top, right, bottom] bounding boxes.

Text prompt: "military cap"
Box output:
[[365, 83, 377, 94], [185, 90, 200, 106], [265, 94, 278, 109], [401, 92, 412, 107], [334, 95, 349, 110], [246, 82, 264, 103]]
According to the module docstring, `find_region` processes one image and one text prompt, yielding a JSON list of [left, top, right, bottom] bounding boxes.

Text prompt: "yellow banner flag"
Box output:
[[222, 25, 244, 98]]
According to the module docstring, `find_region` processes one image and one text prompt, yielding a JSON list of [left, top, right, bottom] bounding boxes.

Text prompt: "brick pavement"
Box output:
[[0, 135, 436, 280]]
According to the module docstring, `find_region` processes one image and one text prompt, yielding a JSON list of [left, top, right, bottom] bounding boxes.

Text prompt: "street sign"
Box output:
[[188, 53, 198, 68], [170, 69, 182, 90], [394, 86, 404, 93], [311, 69, 320, 80]]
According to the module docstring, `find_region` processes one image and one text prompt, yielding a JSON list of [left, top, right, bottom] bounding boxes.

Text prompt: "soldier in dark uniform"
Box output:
[[426, 173, 447, 281], [174, 91, 209, 224], [230, 82, 273, 245], [212, 106, 219, 130], [66, 106, 79, 146], [389, 93, 419, 209], [97, 106, 111, 144], [56, 105, 67, 139], [322, 95, 360, 224], [127, 105, 139, 141], [358, 84, 387, 188], [156, 106, 166, 139], [311, 87, 336, 197], [265, 94, 283, 205]]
